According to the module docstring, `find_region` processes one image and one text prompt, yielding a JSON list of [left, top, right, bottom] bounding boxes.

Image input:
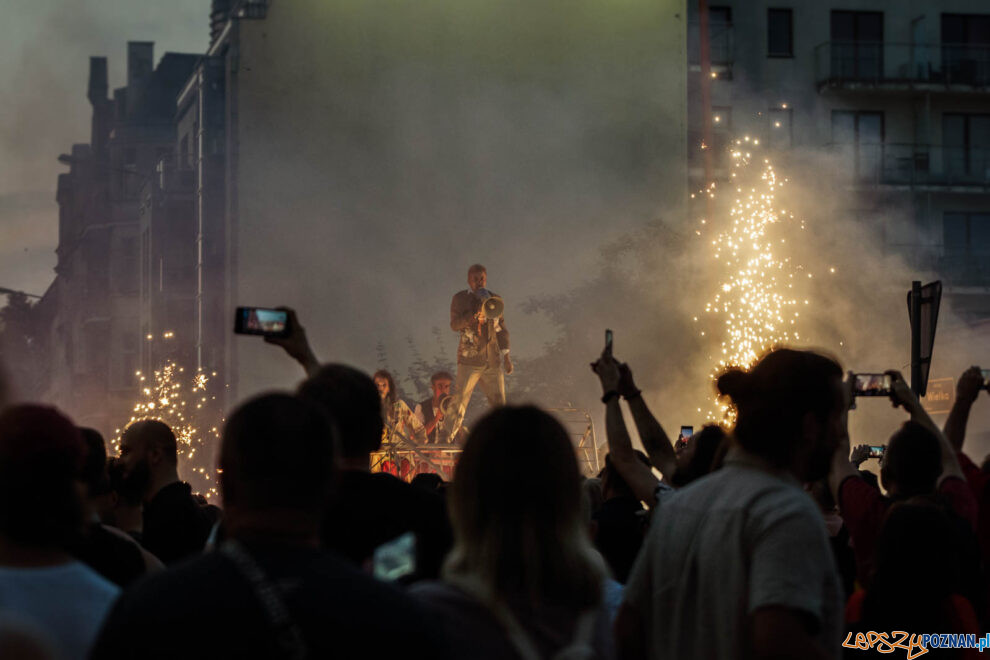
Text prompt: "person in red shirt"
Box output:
[[829, 371, 978, 588], [943, 365, 990, 623]]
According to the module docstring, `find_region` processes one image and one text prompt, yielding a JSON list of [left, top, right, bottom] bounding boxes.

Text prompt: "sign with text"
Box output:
[[922, 377, 954, 414]]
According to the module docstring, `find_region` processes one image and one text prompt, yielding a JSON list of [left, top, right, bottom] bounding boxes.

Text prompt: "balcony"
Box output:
[[815, 41, 990, 92], [831, 143, 990, 191]]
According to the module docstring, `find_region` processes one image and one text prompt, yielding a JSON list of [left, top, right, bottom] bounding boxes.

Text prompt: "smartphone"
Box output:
[[679, 426, 694, 443], [853, 373, 893, 397], [982, 369, 990, 390], [373, 531, 416, 582], [233, 307, 290, 338], [605, 329, 613, 356], [868, 445, 885, 459]]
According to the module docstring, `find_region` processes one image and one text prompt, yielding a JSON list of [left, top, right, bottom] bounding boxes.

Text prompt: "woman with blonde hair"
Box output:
[[412, 405, 613, 659]]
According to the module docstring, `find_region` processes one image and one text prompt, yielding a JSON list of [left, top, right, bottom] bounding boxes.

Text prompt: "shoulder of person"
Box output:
[[408, 580, 487, 615], [70, 560, 123, 598], [100, 524, 166, 572]]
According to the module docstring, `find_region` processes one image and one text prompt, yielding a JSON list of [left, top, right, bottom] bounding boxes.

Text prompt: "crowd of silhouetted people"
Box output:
[[0, 317, 989, 659]]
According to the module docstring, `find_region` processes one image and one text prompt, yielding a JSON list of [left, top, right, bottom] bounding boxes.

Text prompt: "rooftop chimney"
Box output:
[[126, 41, 154, 117], [87, 57, 108, 105]]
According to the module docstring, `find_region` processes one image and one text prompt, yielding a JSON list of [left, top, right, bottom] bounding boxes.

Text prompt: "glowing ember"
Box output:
[[696, 142, 810, 424], [114, 362, 222, 499]]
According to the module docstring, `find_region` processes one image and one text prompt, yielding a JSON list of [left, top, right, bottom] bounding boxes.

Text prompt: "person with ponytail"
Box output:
[[617, 348, 847, 660]]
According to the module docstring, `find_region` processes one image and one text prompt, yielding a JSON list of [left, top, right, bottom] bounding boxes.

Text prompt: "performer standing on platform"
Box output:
[[444, 264, 512, 438], [373, 370, 427, 445], [414, 371, 454, 444]]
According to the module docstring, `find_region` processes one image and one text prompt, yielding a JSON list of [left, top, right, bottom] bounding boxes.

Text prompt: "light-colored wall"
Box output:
[[224, 0, 688, 401]]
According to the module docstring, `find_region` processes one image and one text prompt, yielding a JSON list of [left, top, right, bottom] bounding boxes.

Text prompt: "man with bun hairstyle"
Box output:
[[616, 348, 845, 660]]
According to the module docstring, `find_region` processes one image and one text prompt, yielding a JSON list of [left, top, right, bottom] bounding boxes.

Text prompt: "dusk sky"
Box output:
[[0, 0, 205, 296]]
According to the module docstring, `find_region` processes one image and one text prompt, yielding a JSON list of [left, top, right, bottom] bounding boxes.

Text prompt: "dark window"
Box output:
[[832, 110, 884, 180], [689, 6, 733, 68], [943, 212, 990, 253], [942, 14, 990, 45], [831, 11, 883, 80], [941, 14, 990, 86], [943, 113, 990, 177], [768, 9, 793, 57], [710, 7, 733, 65]]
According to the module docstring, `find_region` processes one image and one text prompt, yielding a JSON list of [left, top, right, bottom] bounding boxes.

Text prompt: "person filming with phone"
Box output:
[[828, 370, 978, 590]]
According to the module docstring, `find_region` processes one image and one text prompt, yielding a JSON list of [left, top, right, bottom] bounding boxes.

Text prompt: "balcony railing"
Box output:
[[815, 41, 990, 89], [829, 143, 990, 188]]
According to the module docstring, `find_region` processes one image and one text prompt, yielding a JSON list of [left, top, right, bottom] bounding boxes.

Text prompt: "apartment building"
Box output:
[[688, 1, 990, 321]]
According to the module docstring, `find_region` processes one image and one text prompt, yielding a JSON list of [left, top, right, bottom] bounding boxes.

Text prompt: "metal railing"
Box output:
[[815, 41, 990, 88], [828, 143, 990, 188]]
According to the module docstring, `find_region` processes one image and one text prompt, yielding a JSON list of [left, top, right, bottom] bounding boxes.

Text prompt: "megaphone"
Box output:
[[481, 295, 504, 321]]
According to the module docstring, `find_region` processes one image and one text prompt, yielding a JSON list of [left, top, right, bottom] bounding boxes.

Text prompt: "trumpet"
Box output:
[[438, 395, 458, 418]]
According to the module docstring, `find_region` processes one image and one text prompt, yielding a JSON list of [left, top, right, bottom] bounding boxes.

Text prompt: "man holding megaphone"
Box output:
[[444, 264, 511, 441]]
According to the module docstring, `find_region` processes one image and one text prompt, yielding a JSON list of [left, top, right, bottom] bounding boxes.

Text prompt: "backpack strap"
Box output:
[[220, 540, 309, 660]]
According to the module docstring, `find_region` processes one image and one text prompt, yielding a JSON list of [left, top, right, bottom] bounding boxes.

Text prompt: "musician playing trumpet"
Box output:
[[444, 264, 511, 439], [414, 371, 454, 444]]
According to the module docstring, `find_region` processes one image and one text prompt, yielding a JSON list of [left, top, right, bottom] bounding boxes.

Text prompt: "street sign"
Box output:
[[907, 281, 941, 397], [921, 377, 954, 414]]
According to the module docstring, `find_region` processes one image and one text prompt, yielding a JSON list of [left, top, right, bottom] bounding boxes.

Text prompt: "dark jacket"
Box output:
[[450, 289, 509, 367], [142, 481, 215, 564]]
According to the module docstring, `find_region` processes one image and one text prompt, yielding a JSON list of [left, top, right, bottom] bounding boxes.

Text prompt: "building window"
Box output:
[[689, 6, 733, 69], [710, 7, 733, 66], [942, 212, 990, 285], [768, 9, 793, 57], [768, 108, 793, 149], [944, 213, 990, 253], [942, 15, 990, 86], [831, 11, 883, 80], [832, 110, 884, 180], [943, 113, 990, 178]]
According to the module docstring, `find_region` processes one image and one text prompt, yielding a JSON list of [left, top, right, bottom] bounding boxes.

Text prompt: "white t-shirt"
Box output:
[[624, 448, 842, 660], [0, 561, 120, 660]]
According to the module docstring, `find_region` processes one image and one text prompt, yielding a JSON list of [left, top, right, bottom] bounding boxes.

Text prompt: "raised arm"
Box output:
[[264, 308, 320, 376], [617, 363, 677, 482], [828, 374, 858, 505], [591, 352, 660, 506], [888, 370, 964, 485], [944, 366, 983, 453]]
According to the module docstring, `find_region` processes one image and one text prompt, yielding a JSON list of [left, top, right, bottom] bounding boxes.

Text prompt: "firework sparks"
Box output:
[[697, 139, 810, 423], [114, 362, 222, 499]]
